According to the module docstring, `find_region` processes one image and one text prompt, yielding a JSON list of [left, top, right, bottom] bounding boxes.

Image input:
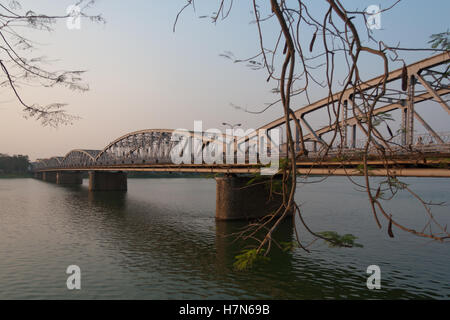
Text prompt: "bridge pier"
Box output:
[[89, 171, 127, 191], [215, 175, 288, 221], [33, 172, 43, 180], [42, 171, 57, 183], [215, 217, 294, 269], [56, 171, 83, 185]]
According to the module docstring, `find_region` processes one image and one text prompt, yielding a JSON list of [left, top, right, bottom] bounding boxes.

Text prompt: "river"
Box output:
[[0, 177, 448, 299]]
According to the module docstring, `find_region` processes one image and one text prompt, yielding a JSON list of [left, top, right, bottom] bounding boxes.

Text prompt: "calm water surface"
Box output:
[[0, 177, 449, 299]]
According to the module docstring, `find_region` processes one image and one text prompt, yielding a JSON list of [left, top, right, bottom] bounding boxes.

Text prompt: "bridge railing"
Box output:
[[278, 131, 450, 159], [32, 131, 449, 171]]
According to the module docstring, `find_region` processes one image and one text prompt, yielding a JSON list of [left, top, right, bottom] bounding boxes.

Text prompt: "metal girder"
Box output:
[[238, 52, 449, 150], [248, 52, 449, 135], [299, 116, 326, 145], [413, 112, 445, 144], [92, 129, 228, 166], [61, 150, 100, 168], [415, 73, 450, 115], [347, 97, 389, 149], [300, 88, 449, 141]]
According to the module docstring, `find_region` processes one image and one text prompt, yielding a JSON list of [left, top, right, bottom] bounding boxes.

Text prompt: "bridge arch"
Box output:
[[60, 149, 101, 168], [95, 129, 230, 166], [33, 157, 64, 170], [95, 129, 179, 165]]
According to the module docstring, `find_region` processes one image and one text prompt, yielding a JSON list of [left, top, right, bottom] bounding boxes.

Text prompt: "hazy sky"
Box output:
[[0, 0, 449, 160]]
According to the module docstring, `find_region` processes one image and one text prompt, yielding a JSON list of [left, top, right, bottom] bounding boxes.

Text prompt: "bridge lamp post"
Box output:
[[222, 122, 241, 135], [222, 123, 241, 162]]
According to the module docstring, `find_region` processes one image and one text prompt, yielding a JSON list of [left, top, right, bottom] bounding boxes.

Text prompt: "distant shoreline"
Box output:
[[0, 173, 32, 179]]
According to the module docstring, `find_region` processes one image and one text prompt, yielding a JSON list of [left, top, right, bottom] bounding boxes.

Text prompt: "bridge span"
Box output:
[[31, 52, 450, 220]]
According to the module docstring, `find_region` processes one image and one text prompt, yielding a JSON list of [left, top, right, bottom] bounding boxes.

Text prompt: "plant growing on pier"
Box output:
[[175, 0, 449, 268], [0, 0, 103, 127]]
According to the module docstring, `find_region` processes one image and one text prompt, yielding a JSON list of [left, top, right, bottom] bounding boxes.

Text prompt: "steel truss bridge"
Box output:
[[32, 52, 450, 178]]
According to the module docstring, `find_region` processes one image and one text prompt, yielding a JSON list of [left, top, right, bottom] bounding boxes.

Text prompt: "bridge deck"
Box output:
[[35, 153, 450, 177]]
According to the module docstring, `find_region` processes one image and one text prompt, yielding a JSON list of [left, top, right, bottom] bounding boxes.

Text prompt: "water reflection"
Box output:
[[215, 219, 294, 271], [0, 178, 448, 299], [57, 182, 437, 299], [87, 190, 128, 210]]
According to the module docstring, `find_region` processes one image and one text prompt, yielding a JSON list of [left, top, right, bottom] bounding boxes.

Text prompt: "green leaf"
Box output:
[[317, 231, 363, 248], [233, 248, 270, 271], [429, 30, 450, 50], [279, 241, 299, 252]]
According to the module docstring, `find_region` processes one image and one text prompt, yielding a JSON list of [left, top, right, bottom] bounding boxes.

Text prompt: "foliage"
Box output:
[[233, 234, 362, 271], [317, 231, 363, 248], [384, 176, 409, 190], [356, 163, 375, 175], [372, 112, 394, 127], [429, 30, 450, 50], [0, 154, 30, 174], [0, 1, 103, 126], [279, 241, 299, 252], [233, 248, 270, 271], [245, 173, 268, 186], [429, 30, 449, 78]]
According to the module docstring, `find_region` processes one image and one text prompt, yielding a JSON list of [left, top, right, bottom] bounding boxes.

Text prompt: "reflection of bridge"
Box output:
[[31, 52, 450, 219]]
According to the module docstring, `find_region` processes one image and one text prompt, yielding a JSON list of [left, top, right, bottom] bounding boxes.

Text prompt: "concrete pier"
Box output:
[[42, 171, 57, 183], [215, 218, 294, 269], [34, 172, 43, 180], [88, 171, 127, 191], [56, 171, 83, 185], [215, 175, 287, 220]]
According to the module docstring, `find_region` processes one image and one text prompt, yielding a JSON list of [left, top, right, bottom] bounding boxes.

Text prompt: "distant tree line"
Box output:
[[0, 154, 30, 175]]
